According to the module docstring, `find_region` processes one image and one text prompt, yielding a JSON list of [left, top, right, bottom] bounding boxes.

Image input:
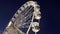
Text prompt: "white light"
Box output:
[[23, 4, 27, 8], [12, 18, 15, 22], [31, 22, 39, 27], [31, 22, 40, 32], [32, 26, 40, 33], [14, 14, 18, 18], [34, 12, 41, 19], [20, 7, 24, 11], [35, 14, 41, 19], [17, 10, 21, 14], [7, 21, 12, 28]]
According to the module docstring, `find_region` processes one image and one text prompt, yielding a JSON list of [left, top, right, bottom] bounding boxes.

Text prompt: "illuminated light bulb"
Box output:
[[33, 11, 41, 19], [20, 7, 24, 11], [31, 22, 40, 32], [17, 10, 21, 14], [6, 21, 12, 28], [32, 26, 40, 33], [23, 4, 27, 8], [31, 22, 39, 27], [35, 14, 41, 19]]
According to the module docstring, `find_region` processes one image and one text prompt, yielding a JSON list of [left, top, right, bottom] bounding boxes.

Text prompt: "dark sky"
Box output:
[[0, 0, 59, 34]]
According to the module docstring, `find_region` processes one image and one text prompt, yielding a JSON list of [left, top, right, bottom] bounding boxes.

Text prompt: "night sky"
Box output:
[[0, 0, 59, 34]]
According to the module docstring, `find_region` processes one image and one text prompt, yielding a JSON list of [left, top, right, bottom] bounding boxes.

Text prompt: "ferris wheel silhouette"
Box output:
[[3, 1, 41, 34]]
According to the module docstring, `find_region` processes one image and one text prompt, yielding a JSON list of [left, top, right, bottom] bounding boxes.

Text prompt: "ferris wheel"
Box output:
[[3, 1, 41, 34]]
